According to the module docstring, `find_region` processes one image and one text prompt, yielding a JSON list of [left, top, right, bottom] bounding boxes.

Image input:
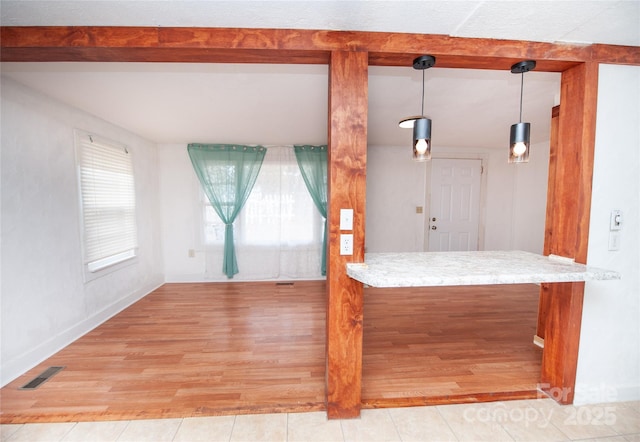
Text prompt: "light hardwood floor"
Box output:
[[0, 281, 542, 423], [362, 284, 542, 408]]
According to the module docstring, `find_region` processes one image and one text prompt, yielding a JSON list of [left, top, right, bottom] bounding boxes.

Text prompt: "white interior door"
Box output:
[[427, 158, 482, 251]]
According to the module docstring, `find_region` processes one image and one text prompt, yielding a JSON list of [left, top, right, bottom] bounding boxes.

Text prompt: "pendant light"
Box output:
[[509, 60, 536, 163], [399, 55, 436, 161]]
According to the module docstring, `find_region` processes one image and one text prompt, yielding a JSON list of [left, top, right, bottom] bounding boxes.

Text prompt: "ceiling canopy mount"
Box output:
[[412, 55, 436, 70], [510, 60, 536, 74]]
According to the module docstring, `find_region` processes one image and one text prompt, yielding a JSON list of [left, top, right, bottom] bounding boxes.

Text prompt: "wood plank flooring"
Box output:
[[0, 281, 542, 423], [362, 284, 542, 408]]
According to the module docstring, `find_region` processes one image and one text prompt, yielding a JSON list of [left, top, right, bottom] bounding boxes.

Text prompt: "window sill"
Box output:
[[83, 255, 138, 283]]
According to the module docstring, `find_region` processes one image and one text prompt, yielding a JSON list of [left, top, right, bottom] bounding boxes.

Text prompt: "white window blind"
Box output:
[[76, 131, 138, 273]]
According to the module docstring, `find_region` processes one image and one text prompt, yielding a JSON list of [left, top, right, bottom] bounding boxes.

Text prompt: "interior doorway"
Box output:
[[427, 158, 482, 251]]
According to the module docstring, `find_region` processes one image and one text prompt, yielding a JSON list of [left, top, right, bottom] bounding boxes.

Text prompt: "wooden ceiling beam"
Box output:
[[590, 43, 640, 65], [0, 47, 331, 64], [2, 26, 637, 70]]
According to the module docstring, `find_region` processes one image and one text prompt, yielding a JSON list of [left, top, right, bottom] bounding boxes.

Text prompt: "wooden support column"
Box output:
[[536, 105, 560, 341], [325, 50, 368, 419], [539, 62, 599, 404]]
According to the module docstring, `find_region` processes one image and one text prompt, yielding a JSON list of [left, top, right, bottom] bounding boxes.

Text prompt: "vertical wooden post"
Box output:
[[325, 50, 368, 419], [540, 62, 599, 404], [536, 105, 560, 341]]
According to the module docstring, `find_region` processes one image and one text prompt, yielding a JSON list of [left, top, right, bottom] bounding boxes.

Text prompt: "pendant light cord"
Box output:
[[519, 72, 524, 123], [421, 68, 425, 116]]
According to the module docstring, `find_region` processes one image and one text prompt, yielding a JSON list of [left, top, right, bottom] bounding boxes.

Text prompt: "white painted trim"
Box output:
[[573, 384, 640, 406], [0, 280, 163, 387], [163, 274, 326, 283]]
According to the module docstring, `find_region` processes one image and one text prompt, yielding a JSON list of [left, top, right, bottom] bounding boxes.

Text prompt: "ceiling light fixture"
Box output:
[[509, 60, 536, 163], [399, 55, 436, 162]]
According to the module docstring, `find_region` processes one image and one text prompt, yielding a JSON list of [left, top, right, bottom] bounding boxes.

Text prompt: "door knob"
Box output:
[[431, 226, 437, 230]]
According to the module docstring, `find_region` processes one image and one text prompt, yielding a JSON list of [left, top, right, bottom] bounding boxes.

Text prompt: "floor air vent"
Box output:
[[275, 282, 294, 286], [20, 366, 65, 390]]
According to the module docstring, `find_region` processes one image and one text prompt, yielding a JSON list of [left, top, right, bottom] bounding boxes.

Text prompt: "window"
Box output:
[[202, 146, 323, 279], [75, 131, 138, 276], [204, 148, 320, 246]]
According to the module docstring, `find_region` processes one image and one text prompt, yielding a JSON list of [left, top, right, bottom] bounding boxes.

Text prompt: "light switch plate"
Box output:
[[340, 208, 353, 231], [610, 210, 622, 231], [608, 231, 621, 251]]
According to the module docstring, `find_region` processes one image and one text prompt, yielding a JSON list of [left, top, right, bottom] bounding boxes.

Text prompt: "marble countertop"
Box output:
[[345, 250, 621, 288]]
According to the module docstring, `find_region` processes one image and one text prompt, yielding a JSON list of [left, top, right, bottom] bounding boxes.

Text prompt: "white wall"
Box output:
[[158, 143, 207, 281], [366, 141, 550, 254], [575, 64, 640, 404], [0, 78, 164, 386], [365, 145, 426, 252], [511, 140, 551, 252]]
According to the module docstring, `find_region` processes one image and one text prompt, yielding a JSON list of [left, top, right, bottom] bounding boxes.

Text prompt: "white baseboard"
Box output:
[[0, 280, 163, 387], [574, 384, 640, 405], [164, 274, 327, 283], [533, 335, 545, 348]]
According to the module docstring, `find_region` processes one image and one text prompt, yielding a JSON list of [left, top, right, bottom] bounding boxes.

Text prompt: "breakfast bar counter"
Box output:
[[346, 250, 621, 288]]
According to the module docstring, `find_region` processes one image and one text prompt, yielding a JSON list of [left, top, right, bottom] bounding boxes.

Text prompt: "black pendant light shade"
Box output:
[[413, 117, 432, 161], [509, 60, 536, 163], [509, 122, 530, 163], [399, 55, 436, 161]]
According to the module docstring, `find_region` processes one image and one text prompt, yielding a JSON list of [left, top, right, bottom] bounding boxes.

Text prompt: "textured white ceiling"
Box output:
[[0, 1, 637, 149], [1, 62, 561, 148]]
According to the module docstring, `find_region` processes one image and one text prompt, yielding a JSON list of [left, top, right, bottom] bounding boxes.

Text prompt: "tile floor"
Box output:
[[1, 399, 639, 442]]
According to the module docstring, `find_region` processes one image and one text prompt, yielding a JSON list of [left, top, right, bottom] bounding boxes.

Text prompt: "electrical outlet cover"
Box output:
[[340, 234, 353, 255]]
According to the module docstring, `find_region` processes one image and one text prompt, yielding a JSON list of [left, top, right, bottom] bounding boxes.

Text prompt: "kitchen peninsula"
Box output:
[[346, 250, 620, 288]]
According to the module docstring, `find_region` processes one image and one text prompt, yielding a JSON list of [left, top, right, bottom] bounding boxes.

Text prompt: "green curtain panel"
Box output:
[[294, 145, 328, 275], [187, 143, 266, 278]]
